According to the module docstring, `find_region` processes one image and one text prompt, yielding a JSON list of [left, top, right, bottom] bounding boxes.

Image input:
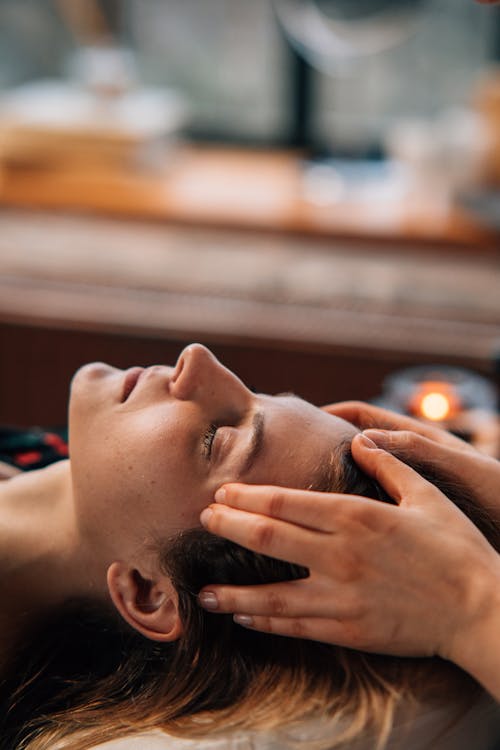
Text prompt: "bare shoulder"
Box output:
[[0, 461, 21, 481]]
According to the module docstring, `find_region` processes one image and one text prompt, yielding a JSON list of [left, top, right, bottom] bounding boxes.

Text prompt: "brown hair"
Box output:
[[0, 444, 497, 750]]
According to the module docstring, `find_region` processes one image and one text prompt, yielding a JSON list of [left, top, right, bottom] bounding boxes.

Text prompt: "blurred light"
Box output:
[[419, 391, 451, 421], [408, 380, 461, 422], [377, 367, 498, 457]]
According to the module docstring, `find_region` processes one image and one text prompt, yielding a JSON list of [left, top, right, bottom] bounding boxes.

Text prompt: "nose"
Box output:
[[170, 344, 251, 412]]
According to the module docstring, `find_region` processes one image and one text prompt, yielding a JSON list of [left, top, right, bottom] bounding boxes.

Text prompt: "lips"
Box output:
[[121, 367, 144, 402]]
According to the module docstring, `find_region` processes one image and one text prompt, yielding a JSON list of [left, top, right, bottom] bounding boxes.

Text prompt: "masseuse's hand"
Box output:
[[322, 400, 476, 452], [323, 401, 500, 522], [199, 437, 500, 700]]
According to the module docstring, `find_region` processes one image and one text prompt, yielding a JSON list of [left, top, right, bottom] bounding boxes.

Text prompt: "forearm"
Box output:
[[447, 563, 500, 702]]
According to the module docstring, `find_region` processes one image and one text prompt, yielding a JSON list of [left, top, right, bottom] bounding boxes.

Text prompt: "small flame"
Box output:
[[409, 380, 460, 422], [419, 392, 452, 421]]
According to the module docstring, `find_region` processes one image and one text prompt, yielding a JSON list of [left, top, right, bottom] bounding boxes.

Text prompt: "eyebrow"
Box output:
[[240, 409, 265, 477]]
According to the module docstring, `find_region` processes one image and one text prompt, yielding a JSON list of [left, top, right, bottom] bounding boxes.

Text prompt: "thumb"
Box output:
[[351, 433, 448, 510], [362, 429, 499, 507]]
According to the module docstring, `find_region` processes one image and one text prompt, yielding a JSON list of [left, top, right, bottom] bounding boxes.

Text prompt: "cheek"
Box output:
[[109, 435, 203, 533], [71, 404, 209, 543]]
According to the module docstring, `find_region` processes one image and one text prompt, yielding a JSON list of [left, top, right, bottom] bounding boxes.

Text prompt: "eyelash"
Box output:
[[202, 423, 218, 459]]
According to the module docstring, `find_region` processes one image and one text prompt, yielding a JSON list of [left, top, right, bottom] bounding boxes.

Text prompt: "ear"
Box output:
[[107, 561, 183, 642]]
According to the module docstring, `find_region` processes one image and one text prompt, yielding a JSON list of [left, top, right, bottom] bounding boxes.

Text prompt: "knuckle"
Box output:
[[219, 591, 238, 613], [343, 502, 371, 525], [268, 490, 286, 518], [290, 619, 306, 638], [259, 616, 274, 634], [266, 591, 288, 617], [391, 430, 420, 453], [339, 502, 378, 533], [204, 507, 222, 533], [251, 519, 275, 552], [371, 451, 397, 483]]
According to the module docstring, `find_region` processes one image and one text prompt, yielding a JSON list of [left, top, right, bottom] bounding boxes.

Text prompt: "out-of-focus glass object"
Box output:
[[0, 75, 187, 171], [274, 0, 496, 217], [377, 366, 499, 457], [312, 0, 496, 156], [272, 0, 432, 73], [384, 108, 492, 212], [0, 0, 187, 172], [126, 0, 287, 142], [0, 0, 494, 151]]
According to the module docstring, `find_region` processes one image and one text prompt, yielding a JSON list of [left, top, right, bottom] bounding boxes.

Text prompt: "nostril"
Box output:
[[172, 353, 186, 384], [171, 343, 217, 399]]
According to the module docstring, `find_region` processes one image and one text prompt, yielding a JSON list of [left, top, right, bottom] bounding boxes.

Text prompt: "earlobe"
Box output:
[[107, 561, 183, 642]]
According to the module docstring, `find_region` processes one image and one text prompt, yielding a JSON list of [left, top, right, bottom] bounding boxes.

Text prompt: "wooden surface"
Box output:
[[0, 207, 498, 427], [0, 146, 498, 427], [0, 209, 498, 359], [0, 146, 498, 249]]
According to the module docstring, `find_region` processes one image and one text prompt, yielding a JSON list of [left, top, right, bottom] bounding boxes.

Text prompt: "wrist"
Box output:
[[444, 555, 500, 700]]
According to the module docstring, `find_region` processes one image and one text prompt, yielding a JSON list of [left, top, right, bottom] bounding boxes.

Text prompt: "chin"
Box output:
[[68, 362, 118, 440], [73, 361, 118, 382]]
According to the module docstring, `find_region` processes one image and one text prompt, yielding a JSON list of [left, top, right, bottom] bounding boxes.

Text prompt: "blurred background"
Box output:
[[0, 0, 499, 455]]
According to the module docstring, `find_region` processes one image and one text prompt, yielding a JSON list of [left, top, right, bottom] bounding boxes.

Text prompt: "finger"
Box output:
[[231, 614, 359, 648], [364, 430, 500, 513], [199, 578, 343, 618], [213, 483, 363, 532], [325, 401, 472, 452], [351, 434, 447, 509], [200, 503, 325, 567], [323, 401, 406, 428]]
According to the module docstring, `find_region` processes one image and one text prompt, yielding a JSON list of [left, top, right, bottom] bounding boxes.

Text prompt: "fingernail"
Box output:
[[357, 434, 378, 449], [214, 487, 226, 503], [199, 591, 219, 611], [233, 614, 254, 628], [362, 429, 389, 448], [200, 507, 213, 527]]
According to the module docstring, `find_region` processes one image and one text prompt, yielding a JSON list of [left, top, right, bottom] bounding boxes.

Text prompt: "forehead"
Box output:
[[245, 393, 357, 491]]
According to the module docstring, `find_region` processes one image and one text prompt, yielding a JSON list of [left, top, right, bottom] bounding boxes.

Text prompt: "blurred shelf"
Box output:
[[0, 205, 498, 425], [0, 209, 498, 363], [0, 146, 498, 251]]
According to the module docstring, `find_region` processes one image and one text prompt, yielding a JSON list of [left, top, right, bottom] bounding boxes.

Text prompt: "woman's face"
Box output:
[[69, 344, 356, 559]]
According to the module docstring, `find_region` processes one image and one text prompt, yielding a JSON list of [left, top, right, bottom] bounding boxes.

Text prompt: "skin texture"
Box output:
[[198, 406, 500, 701], [0, 344, 357, 648], [69, 344, 357, 562], [0, 461, 21, 480]]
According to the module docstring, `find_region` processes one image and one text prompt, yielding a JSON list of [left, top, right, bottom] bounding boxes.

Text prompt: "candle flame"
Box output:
[[409, 380, 460, 422], [419, 391, 452, 421]]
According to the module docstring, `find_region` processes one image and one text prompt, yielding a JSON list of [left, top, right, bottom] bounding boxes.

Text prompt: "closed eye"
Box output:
[[202, 423, 218, 459], [201, 409, 263, 469]]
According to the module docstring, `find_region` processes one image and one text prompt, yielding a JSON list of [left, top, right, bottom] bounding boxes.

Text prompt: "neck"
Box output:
[[0, 461, 108, 657]]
